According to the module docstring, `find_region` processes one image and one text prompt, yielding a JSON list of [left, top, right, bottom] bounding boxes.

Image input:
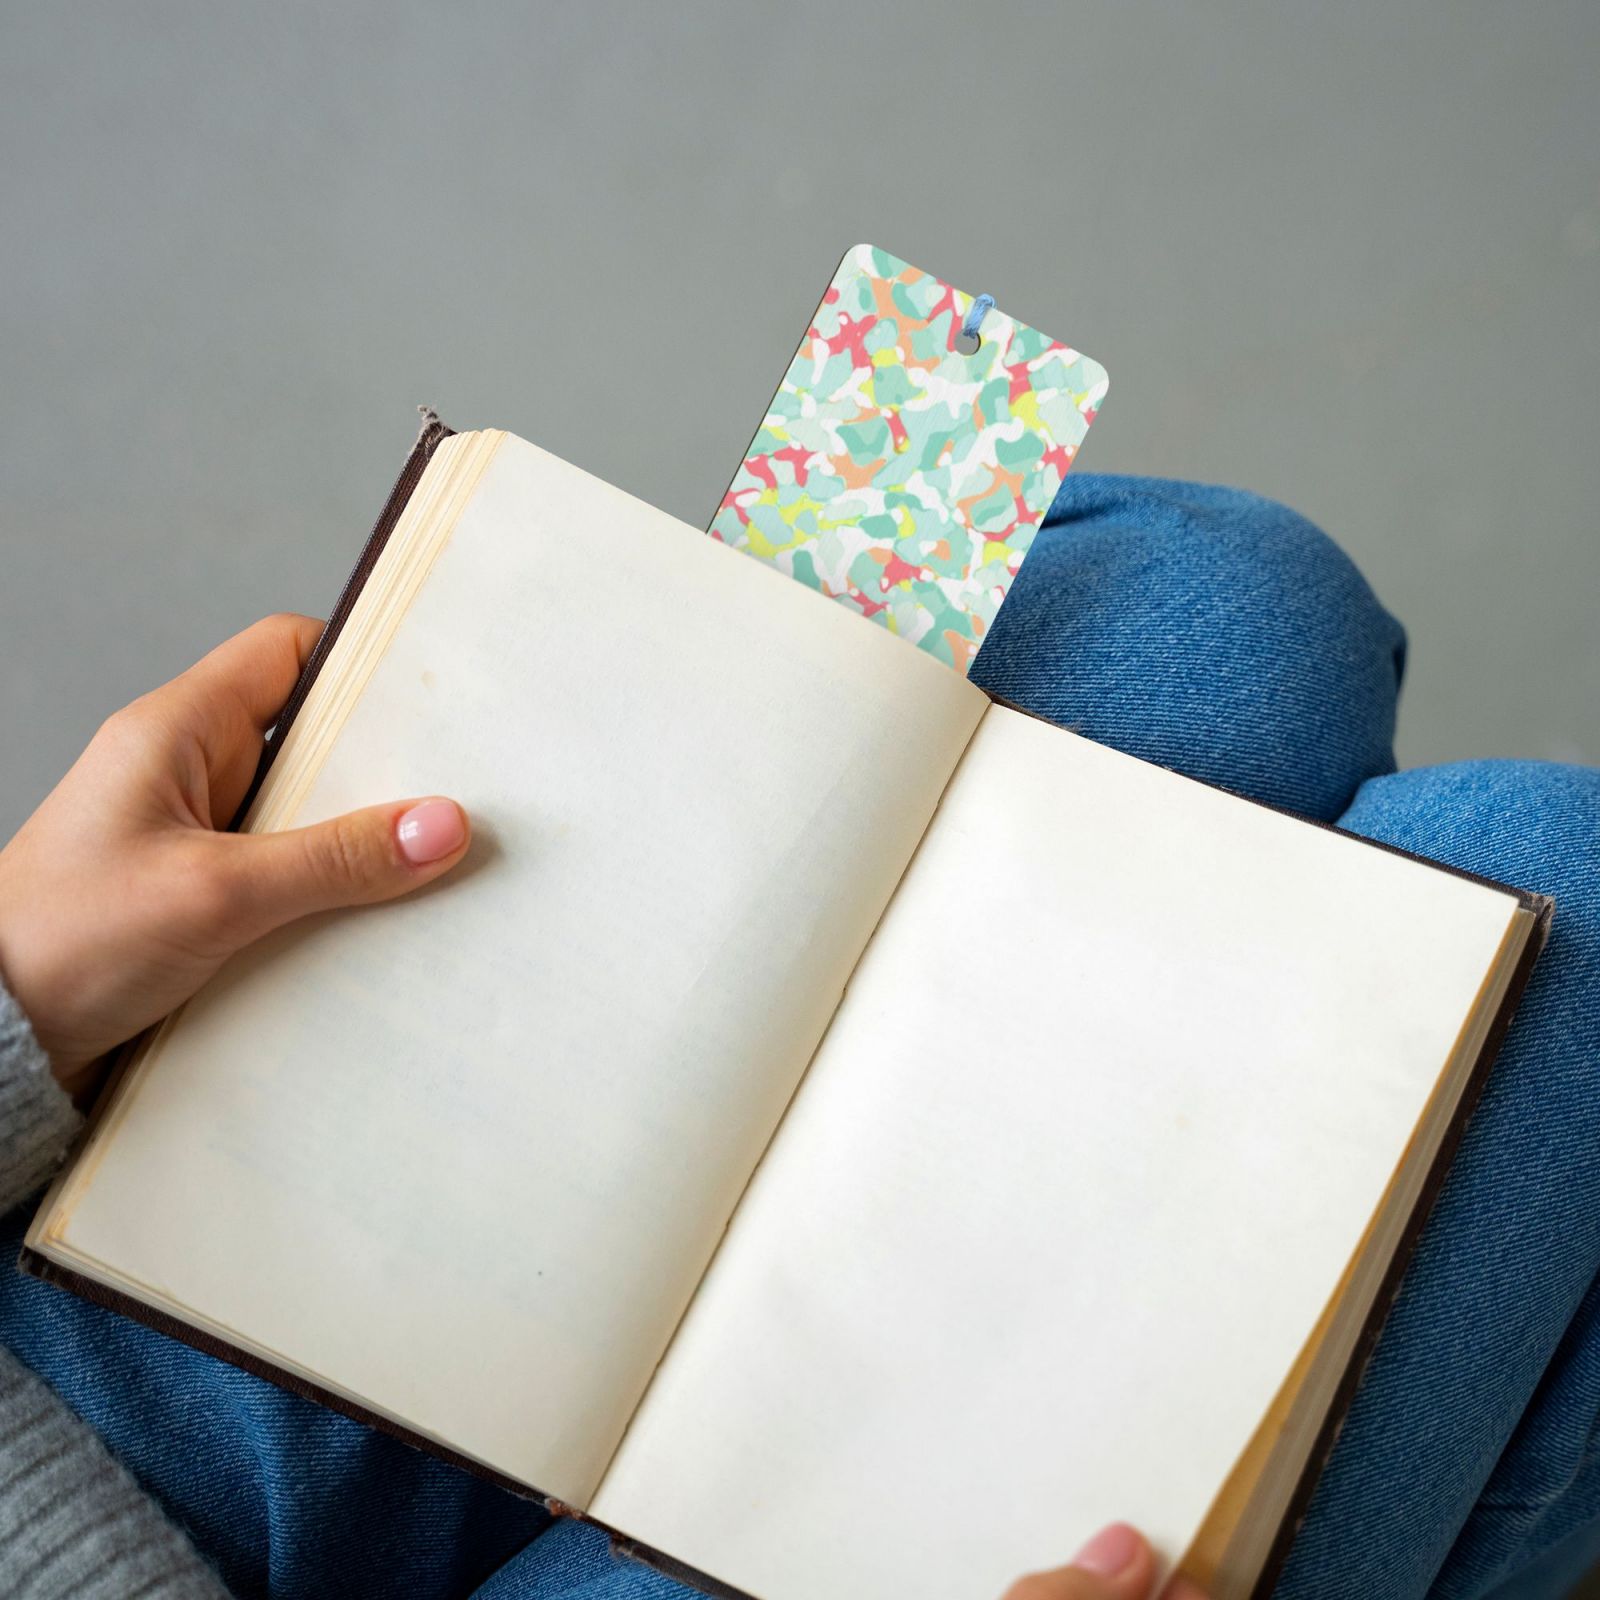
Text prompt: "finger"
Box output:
[[1161, 1578, 1211, 1600], [165, 615, 326, 828], [1003, 1524, 1160, 1600], [177, 613, 325, 732], [206, 797, 471, 943]]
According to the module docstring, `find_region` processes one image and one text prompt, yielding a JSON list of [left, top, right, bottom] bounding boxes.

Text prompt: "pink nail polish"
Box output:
[[395, 799, 466, 865], [1072, 1522, 1141, 1578]]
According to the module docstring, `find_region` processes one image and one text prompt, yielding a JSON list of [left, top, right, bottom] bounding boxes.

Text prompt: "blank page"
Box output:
[[592, 704, 1522, 1599], [38, 434, 987, 1503]]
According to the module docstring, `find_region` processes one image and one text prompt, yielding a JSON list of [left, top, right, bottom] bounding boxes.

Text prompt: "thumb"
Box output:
[[1003, 1525, 1161, 1600], [215, 796, 472, 940]]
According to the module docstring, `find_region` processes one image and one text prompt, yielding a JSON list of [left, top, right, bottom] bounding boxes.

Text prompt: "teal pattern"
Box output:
[[710, 244, 1109, 671]]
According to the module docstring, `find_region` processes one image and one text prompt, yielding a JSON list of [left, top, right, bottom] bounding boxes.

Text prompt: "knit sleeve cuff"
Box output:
[[0, 1350, 229, 1598], [0, 980, 82, 1215]]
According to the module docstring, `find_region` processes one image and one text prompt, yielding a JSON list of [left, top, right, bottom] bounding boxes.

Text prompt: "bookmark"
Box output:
[[709, 243, 1108, 672]]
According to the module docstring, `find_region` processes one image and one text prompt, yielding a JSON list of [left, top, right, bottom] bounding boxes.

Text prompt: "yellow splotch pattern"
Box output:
[[710, 244, 1109, 671]]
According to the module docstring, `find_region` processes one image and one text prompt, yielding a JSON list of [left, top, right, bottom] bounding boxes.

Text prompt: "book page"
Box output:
[[40, 433, 986, 1504], [593, 704, 1523, 1600]]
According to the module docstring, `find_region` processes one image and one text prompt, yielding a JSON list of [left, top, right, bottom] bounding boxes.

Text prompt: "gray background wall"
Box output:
[[2, 2, 1597, 838]]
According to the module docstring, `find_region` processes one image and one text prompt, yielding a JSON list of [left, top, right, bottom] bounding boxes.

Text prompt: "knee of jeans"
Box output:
[[970, 474, 1407, 819], [1341, 760, 1600, 927], [1342, 760, 1600, 1118]]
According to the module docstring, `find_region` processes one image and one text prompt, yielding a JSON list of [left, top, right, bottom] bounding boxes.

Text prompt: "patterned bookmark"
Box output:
[[710, 243, 1108, 672]]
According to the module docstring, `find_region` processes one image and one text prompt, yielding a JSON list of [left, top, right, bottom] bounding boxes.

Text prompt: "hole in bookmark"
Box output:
[[955, 292, 995, 356]]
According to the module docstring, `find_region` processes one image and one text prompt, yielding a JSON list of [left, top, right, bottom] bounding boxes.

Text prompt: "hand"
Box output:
[[0, 614, 472, 1097], [1002, 1524, 1210, 1600]]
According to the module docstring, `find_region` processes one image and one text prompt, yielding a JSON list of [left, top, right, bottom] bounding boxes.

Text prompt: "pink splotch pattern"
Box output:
[[710, 244, 1108, 672]]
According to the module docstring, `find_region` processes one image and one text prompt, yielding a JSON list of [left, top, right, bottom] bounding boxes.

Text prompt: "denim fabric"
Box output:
[[472, 1523, 686, 1599], [968, 475, 1408, 821], [2, 472, 1596, 1599]]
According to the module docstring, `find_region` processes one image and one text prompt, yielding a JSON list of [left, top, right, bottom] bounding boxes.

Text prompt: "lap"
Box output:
[[4, 475, 1592, 1599], [484, 491, 1600, 1599]]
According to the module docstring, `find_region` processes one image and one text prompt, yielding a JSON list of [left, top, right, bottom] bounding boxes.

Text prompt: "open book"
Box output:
[[25, 425, 1548, 1600]]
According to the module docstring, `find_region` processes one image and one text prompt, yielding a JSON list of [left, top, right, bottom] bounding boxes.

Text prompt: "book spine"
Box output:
[[225, 412, 455, 830]]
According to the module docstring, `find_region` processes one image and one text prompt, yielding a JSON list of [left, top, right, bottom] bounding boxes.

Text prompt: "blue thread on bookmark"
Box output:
[[960, 293, 996, 342]]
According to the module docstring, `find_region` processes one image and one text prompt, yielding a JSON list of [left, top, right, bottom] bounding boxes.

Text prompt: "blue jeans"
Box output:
[[3, 476, 1597, 1599]]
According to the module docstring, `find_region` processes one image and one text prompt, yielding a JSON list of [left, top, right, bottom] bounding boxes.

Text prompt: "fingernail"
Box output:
[[395, 799, 466, 865], [1072, 1523, 1141, 1578]]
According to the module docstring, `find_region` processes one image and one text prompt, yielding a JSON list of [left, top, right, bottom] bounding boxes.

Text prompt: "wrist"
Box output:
[[0, 908, 95, 1098]]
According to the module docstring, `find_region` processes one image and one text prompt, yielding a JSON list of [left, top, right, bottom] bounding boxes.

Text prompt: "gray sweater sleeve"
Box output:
[[0, 982, 81, 1216], [0, 981, 230, 1598]]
